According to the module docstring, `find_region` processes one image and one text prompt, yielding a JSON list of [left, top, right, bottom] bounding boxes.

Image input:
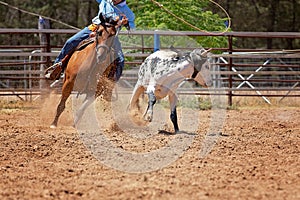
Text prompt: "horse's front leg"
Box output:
[[74, 92, 95, 126], [50, 78, 74, 128], [168, 92, 179, 133], [143, 91, 156, 122]]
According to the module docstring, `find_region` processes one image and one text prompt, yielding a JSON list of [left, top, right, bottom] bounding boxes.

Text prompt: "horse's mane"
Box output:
[[106, 17, 119, 25], [100, 14, 119, 27]]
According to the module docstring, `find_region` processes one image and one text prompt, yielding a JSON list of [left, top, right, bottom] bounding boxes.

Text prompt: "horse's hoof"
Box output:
[[50, 124, 57, 129]]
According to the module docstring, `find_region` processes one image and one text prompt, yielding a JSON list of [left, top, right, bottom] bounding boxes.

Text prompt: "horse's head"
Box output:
[[190, 48, 213, 87], [95, 14, 121, 63]]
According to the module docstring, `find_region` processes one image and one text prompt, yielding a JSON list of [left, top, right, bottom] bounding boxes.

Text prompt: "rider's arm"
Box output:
[[92, 0, 116, 25], [118, 5, 135, 30]]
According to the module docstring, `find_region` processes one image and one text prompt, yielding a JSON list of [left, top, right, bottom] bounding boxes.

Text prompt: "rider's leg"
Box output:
[[112, 37, 124, 81], [45, 27, 92, 79], [55, 27, 92, 64], [115, 57, 124, 81]]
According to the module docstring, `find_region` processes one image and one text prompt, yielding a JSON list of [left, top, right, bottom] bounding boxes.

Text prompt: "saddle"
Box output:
[[76, 38, 95, 51], [46, 38, 96, 80]]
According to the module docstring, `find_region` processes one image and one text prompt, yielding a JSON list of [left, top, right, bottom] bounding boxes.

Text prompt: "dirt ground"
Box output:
[[0, 97, 299, 200]]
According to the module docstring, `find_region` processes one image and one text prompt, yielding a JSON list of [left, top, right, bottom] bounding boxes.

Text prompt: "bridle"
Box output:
[[95, 22, 117, 63]]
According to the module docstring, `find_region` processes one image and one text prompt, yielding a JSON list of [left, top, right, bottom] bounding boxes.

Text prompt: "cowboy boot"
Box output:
[[45, 62, 63, 80]]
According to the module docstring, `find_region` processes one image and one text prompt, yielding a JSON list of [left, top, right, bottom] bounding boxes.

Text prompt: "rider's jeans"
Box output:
[[55, 27, 91, 64], [54, 26, 125, 80]]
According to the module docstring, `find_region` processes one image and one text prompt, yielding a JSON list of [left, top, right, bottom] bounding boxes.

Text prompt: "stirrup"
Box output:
[[45, 62, 63, 80]]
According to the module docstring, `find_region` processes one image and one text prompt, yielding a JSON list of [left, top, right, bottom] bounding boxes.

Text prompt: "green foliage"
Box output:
[[0, 0, 229, 48], [1, 0, 300, 49], [210, 0, 300, 49], [129, 0, 220, 31], [127, 0, 229, 48]]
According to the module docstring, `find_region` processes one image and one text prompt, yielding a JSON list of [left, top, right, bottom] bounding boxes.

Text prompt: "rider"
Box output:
[[45, 0, 135, 80]]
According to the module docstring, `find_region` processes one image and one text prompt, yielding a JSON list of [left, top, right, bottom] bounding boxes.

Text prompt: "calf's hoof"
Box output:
[[50, 124, 57, 129], [144, 110, 153, 122]]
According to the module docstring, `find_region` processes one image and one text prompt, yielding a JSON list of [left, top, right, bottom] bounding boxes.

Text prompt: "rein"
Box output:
[[80, 25, 114, 96], [95, 29, 111, 63], [94, 19, 119, 63]]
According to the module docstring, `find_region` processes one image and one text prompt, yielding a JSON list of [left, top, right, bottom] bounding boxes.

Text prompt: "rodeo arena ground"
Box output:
[[0, 29, 300, 200]]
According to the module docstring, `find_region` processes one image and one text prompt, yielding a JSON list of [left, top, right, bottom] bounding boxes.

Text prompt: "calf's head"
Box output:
[[190, 49, 213, 87]]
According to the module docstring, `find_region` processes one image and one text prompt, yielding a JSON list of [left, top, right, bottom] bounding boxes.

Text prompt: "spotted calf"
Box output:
[[129, 48, 212, 133]]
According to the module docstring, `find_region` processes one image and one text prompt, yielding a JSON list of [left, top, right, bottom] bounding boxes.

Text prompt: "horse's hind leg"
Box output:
[[50, 79, 74, 128]]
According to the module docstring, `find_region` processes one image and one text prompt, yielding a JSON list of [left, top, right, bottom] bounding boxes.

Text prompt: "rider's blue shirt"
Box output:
[[92, 0, 135, 29]]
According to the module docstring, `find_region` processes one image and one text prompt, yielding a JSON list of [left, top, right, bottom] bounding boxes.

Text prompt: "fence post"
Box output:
[[228, 35, 233, 106], [154, 30, 160, 52], [39, 16, 51, 68], [38, 16, 51, 95], [141, 35, 145, 54]]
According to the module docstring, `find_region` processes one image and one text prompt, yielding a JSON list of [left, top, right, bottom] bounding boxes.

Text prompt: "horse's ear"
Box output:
[[99, 13, 105, 24]]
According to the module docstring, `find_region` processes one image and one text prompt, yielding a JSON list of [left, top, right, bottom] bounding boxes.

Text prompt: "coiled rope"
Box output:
[[150, 0, 231, 35], [0, 0, 231, 34]]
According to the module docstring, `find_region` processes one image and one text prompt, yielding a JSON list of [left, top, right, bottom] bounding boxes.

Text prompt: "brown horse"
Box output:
[[50, 14, 124, 128]]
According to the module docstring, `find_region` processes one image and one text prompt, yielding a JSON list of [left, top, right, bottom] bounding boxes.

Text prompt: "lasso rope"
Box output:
[[0, 0, 80, 30], [149, 0, 231, 35], [0, 0, 231, 34]]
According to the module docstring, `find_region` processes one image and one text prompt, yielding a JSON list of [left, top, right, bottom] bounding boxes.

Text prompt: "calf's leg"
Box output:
[[143, 91, 156, 122], [169, 93, 179, 133]]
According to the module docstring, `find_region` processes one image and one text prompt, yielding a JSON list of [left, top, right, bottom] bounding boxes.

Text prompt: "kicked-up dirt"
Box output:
[[0, 98, 299, 200]]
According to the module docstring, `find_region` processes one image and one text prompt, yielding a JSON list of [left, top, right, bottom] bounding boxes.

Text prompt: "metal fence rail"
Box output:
[[0, 29, 299, 105]]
